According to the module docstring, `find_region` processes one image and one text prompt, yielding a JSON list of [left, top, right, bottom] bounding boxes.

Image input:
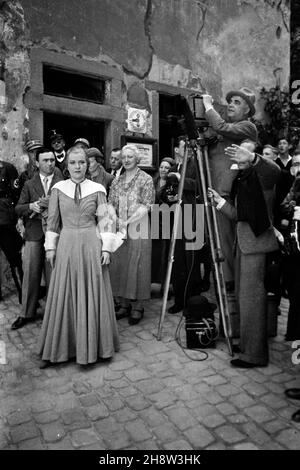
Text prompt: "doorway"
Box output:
[[159, 93, 183, 161], [43, 112, 105, 154]]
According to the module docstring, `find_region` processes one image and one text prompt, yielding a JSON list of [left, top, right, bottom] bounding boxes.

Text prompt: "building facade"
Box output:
[[0, 0, 290, 171]]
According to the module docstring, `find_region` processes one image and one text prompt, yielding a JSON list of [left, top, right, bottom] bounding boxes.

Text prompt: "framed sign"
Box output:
[[121, 135, 158, 172]]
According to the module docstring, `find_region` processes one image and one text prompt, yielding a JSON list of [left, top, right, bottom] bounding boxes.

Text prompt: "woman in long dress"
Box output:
[[108, 144, 155, 325], [38, 146, 120, 367]]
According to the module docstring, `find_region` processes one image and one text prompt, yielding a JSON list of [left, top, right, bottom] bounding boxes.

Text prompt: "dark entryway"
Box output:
[[159, 93, 183, 161], [43, 112, 105, 153]]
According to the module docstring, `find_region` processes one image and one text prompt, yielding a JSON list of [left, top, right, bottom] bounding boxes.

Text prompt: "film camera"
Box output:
[[166, 95, 209, 140], [165, 173, 179, 198]]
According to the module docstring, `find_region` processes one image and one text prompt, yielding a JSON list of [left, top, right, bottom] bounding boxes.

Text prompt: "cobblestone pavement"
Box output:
[[0, 285, 300, 451]]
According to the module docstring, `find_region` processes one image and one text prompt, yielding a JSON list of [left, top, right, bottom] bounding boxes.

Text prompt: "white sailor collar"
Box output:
[[52, 178, 106, 199]]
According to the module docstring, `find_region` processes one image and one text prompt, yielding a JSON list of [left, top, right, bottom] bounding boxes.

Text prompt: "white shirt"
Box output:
[[39, 173, 54, 195], [55, 151, 66, 163], [111, 167, 123, 179], [278, 155, 292, 167]]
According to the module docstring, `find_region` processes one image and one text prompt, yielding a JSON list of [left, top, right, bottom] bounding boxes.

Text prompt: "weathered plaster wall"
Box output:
[[0, 1, 30, 169], [0, 0, 290, 167]]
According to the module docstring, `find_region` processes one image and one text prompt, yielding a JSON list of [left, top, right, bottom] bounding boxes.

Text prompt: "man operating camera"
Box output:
[[201, 88, 258, 289]]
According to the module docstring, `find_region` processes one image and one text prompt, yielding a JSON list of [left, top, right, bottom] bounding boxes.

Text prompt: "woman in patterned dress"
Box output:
[[108, 144, 155, 325], [38, 146, 120, 367]]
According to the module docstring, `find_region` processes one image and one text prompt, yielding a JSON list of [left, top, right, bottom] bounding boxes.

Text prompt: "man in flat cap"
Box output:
[[202, 87, 258, 291], [86, 147, 113, 191], [50, 131, 68, 178]]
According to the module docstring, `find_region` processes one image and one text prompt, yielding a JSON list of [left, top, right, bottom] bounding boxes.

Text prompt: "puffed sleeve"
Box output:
[[44, 188, 61, 251], [96, 191, 124, 253]]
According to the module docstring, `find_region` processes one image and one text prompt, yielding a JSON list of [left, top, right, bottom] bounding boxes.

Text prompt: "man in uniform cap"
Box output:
[[17, 139, 44, 193], [202, 87, 258, 290], [74, 138, 90, 150], [50, 131, 68, 178]]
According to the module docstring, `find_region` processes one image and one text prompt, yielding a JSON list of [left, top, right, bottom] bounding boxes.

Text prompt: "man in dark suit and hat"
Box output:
[[50, 131, 68, 178], [11, 148, 63, 330], [202, 88, 258, 289]]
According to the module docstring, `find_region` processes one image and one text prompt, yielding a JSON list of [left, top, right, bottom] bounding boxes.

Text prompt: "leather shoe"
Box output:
[[292, 409, 300, 423], [231, 359, 260, 369], [285, 388, 300, 400], [11, 316, 28, 330], [128, 308, 144, 325], [168, 304, 183, 314], [116, 305, 131, 320]]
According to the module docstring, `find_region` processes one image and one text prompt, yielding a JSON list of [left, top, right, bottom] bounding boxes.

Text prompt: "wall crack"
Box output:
[[122, 0, 154, 80]]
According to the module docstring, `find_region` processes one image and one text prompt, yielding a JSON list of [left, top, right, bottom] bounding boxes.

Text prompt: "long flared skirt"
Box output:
[[38, 227, 120, 364]]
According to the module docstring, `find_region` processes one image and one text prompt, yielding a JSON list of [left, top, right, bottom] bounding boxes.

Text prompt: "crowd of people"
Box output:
[[0, 86, 300, 422]]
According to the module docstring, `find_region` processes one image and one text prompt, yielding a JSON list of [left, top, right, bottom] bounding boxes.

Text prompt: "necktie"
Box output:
[[43, 177, 48, 195], [112, 169, 116, 176], [74, 183, 81, 205]]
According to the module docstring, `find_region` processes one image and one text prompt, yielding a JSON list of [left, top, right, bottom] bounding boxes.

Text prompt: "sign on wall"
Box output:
[[121, 135, 157, 171], [126, 107, 147, 134]]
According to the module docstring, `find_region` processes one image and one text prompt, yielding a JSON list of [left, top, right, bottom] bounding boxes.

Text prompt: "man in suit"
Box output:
[[209, 141, 280, 367], [276, 138, 292, 170], [274, 138, 294, 229], [109, 148, 124, 179], [202, 88, 258, 288], [11, 148, 63, 330]]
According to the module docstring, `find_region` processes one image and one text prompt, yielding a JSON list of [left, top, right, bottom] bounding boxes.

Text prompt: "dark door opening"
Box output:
[[43, 112, 105, 154], [159, 93, 183, 161]]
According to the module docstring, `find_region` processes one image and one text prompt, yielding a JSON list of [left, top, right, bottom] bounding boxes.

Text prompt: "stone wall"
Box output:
[[0, 0, 290, 168]]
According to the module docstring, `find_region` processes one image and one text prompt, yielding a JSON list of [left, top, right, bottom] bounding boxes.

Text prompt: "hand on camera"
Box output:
[[202, 94, 214, 111]]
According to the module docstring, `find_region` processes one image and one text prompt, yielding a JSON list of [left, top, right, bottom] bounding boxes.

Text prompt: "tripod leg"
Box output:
[[195, 144, 233, 356], [157, 144, 190, 340]]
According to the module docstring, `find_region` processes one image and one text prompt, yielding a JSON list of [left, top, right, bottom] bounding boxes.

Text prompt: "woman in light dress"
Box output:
[[108, 145, 155, 325], [38, 146, 120, 367]]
